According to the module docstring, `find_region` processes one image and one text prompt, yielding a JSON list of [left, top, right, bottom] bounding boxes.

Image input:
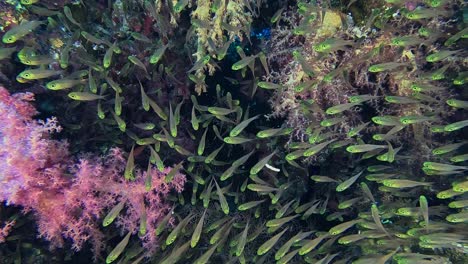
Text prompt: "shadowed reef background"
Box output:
[[0, 0, 467, 263]]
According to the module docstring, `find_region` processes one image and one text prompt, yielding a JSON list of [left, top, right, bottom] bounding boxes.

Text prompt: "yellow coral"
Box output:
[[317, 11, 342, 37]]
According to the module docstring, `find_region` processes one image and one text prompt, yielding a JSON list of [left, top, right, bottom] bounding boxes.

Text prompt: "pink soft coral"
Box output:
[[0, 87, 186, 258]]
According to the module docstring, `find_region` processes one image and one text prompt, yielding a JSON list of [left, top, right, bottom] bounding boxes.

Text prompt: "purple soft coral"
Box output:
[[0, 87, 186, 258]]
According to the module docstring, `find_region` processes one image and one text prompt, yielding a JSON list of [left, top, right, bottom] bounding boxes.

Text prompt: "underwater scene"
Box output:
[[0, 0, 467, 263]]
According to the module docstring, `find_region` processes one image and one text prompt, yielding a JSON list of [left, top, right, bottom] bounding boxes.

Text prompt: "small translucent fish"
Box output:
[[250, 150, 277, 174], [81, 31, 108, 45], [367, 165, 392, 172], [258, 81, 282, 90], [235, 221, 249, 256], [18, 69, 62, 80], [106, 232, 131, 263], [174, 145, 191, 155], [174, 0, 189, 13], [437, 188, 464, 199], [191, 106, 200, 131], [453, 181, 468, 192], [191, 18, 211, 29], [285, 149, 306, 161], [195, 127, 208, 155], [68, 92, 105, 101], [432, 141, 466, 155], [419, 195, 429, 229], [124, 145, 135, 180], [406, 8, 450, 20], [320, 117, 346, 127], [191, 209, 206, 248], [209, 219, 233, 244], [160, 240, 191, 264], [360, 182, 376, 203], [238, 199, 266, 211], [372, 116, 401, 126], [247, 184, 278, 193], [214, 181, 229, 214], [208, 106, 236, 115], [336, 170, 363, 192], [130, 32, 151, 43], [445, 27, 468, 46], [232, 55, 257, 70], [382, 179, 432, 188], [18, 53, 53, 66], [326, 103, 359, 115], [102, 199, 126, 227], [230, 115, 259, 137], [426, 50, 460, 62], [453, 71, 468, 85], [63, 6, 81, 27], [390, 35, 424, 46], [257, 127, 292, 138], [368, 62, 407, 72], [270, 7, 284, 23], [187, 55, 210, 73], [3, 20, 43, 43], [400, 115, 437, 125], [166, 161, 183, 182], [114, 92, 123, 116], [59, 40, 72, 69], [103, 43, 117, 69], [232, 150, 255, 167], [46, 78, 86, 90], [444, 119, 468, 132], [224, 136, 253, 144], [423, 161, 468, 171], [148, 97, 168, 120], [155, 209, 174, 236], [150, 43, 170, 64], [450, 153, 468, 163], [97, 100, 105, 119], [266, 215, 299, 228], [275, 231, 313, 260], [348, 94, 380, 104], [205, 144, 224, 164], [20, 0, 39, 5], [303, 139, 337, 157], [87, 69, 98, 93], [384, 96, 419, 104], [128, 55, 148, 74], [298, 234, 330, 255], [166, 213, 193, 245], [371, 204, 392, 238], [348, 122, 370, 137], [448, 199, 468, 208], [105, 76, 123, 93], [346, 144, 387, 153], [338, 234, 365, 244], [169, 103, 177, 137], [311, 175, 339, 183], [313, 38, 354, 53], [193, 243, 218, 264], [257, 228, 288, 255], [446, 99, 468, 109], [446, 212, 468, 223]]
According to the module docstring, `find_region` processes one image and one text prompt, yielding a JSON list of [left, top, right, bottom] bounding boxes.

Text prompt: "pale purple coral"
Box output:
[[0, 87, 186, 258]]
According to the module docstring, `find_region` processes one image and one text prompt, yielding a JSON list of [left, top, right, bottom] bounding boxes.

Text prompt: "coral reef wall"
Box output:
[[0, 0, 467, 263]]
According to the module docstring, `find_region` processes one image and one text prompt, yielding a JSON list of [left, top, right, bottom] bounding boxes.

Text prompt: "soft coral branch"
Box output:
[[0, 87, 186, 258]]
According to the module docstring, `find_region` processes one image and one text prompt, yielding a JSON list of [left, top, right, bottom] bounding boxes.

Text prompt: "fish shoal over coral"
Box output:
[[0, 0, 467, 264]]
